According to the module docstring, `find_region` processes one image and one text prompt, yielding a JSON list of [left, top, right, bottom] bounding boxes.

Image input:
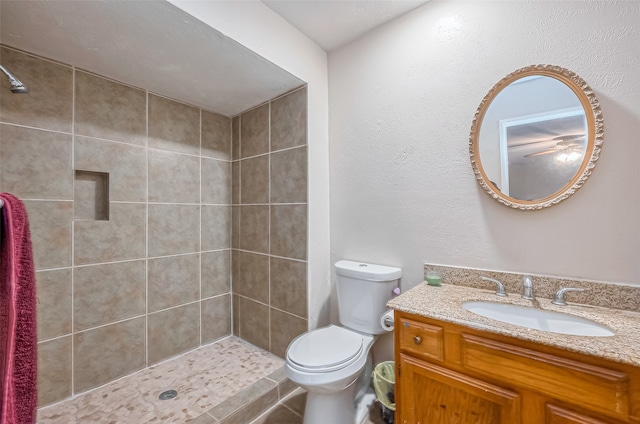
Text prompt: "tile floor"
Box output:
[[37, 337, 283, 423]]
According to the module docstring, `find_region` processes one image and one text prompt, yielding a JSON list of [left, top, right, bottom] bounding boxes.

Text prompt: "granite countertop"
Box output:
[[387, 282, 640, 367]]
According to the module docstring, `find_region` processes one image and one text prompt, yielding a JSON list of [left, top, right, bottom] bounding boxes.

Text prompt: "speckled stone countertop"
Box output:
[[388, 283, 640, 367]]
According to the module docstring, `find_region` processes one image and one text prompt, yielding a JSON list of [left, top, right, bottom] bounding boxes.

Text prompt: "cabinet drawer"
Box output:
[[461, 334, 629, 421], [398, 316, 443, 361]]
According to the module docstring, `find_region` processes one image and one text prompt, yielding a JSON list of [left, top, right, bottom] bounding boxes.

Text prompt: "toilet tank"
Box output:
[[335, 260, 402, 335]]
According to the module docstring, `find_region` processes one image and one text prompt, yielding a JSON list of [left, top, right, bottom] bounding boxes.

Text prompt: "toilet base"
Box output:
[[302, 380, 376, 424]]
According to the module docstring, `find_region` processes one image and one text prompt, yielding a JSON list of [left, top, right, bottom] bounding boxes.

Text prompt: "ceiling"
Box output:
[[0, 0, 429, 116], [262, 0, 430, 51]]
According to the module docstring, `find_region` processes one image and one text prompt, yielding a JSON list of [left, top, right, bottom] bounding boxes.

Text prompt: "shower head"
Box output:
[[0, 64, 29, 94]]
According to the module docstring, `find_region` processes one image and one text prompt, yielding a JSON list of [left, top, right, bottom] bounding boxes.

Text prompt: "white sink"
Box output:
[[461, 301, 615, 337]]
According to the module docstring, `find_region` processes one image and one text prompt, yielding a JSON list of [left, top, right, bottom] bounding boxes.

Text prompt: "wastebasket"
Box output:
[[372, 361, 395, 424]]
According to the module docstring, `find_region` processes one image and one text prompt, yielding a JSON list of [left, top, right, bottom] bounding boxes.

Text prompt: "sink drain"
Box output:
[[159, 389, 178, 400]]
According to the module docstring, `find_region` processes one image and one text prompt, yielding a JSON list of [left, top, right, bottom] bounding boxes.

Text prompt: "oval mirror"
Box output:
[[469, 65, 603, 210]]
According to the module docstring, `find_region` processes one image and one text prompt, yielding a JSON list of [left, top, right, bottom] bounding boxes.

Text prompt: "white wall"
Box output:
[[168, 0, 332, 329], [328, 0, 640, 291]]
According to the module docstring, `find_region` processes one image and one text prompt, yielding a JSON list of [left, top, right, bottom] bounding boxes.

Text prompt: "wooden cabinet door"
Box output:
[[545, 403, 627, 424], [397, 353, 521, 424]]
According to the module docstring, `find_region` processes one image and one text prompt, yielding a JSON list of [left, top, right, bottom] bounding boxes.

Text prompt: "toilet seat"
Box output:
[[286, 325, 364, 373]]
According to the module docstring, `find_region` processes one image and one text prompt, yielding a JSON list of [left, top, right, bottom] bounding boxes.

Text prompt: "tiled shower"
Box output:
[[0, 45, 308, 407]]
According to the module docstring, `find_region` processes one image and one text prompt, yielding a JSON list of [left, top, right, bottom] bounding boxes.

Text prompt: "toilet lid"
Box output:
[[287, 326, 363, 372]]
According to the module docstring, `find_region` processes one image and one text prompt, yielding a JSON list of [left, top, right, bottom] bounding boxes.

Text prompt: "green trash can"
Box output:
[[372, 361, 395, 424]]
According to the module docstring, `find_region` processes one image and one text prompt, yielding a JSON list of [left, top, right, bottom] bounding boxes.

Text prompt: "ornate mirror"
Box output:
[[469, 65, 603, 210]]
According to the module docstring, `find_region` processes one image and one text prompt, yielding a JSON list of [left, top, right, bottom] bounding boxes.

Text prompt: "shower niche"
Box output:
[[74, 170, 109, 221]]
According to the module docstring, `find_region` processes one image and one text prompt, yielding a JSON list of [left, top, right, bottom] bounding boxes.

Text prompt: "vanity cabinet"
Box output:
[[394, 311, 640, 424]]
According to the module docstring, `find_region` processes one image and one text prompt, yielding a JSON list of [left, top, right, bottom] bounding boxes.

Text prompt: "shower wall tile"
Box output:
[[38, 336, 72, 407], [36, 268, 72, 341], [232, 161, 240, 205], [270, 146, 307, 204], [148, 149, 200, 203], [270, 258, 307, 318], [148, 204, 200, 257], [270, 87, 307, 151], [148, 94, 200, 155], [74, 317, 146, 393], [232, 116, 240, 161], [24, 200, 72, 270], [238, 297, 269, 351], [233, 294, 240, 335], [148, 303, 200, 364], [202, 158, 231, 204], [240, 103, 269, 158], [270, 204, 307, 261], [0, 124, 73, 200], [202, 110, 231, 160], [201, 250, 231, 298], [270, 309, 307, 359], [202, 205, 231, 250], [240, 155, 269, 204], [0, 47, 72, 133], [148, 254, 200, 312], [74, 71, 146, 145], [239, 205, 269, 254], [73, 260, 146, 331], [232, 251, 269, 304], [74, 136, 147, 202], [74, 202, 146, 265], [232, 206, 240, 249], [201, 294, 231, 343]]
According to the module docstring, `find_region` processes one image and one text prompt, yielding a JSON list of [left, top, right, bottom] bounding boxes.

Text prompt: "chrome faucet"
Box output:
[[522, 275, 534, 300], [552, 288, 587, 306], [481, 277, 507, 297]]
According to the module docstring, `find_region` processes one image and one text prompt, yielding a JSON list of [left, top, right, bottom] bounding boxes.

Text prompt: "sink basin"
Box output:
[[461, 301, 615, 337]]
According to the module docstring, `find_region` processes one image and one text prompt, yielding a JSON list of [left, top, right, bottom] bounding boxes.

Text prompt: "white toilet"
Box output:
[[285, 260, 401, 424]]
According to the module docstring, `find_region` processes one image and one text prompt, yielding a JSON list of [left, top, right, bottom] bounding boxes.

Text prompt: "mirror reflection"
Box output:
[[469, 65, 603, 210]]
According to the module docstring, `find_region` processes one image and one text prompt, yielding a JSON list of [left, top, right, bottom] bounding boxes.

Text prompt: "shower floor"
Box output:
[[36, 336, 286, 423]]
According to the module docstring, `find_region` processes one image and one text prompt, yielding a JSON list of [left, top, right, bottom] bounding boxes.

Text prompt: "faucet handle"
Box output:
[[552, 288, 587, 306], [481, 277, 507, 297]]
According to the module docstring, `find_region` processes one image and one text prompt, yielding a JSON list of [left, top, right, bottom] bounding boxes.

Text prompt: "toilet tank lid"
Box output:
[[335, 260, 402, 281]]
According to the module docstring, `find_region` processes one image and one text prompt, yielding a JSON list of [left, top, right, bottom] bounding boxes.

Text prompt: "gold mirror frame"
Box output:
[[469, 64, 604, 210]]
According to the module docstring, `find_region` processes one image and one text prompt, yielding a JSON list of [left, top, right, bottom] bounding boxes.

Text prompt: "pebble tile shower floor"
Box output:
[[36, 337, 285, 423]]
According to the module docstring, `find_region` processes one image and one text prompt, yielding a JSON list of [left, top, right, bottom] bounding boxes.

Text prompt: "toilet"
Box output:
[[285, 260, 401, 424]]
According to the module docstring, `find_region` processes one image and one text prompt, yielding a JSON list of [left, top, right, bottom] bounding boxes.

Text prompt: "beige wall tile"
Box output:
[[74, 71, 146, 145], [232, 251, 268, 304], [239, 205, 269, 254], [240, 103, 269, 158], [238, 297, 269, 351], [240, 155, 269, 204], [36, 268, 71, 341], [148, 149, 200, 203], [270, 309, 307, 359], [232, 294, 240, 335], [74, 203, 146, 265], [24, 200, 72, 270], [202, 158, 231, 204], [270, 258, 307, 318], [270, 147, 307, 204], [148, 94, 200, 155], [232, 116, 240, 161], [270, 87, 307, 151], [270, 205, 307, 261], [74, 317, 146, 393], [75, 135, 147, 202], [202, 205, 231, 251], [0, 47, 72, 132], [148, 254, 200, 312], [202, 250, 231, 298], [202, 110, 231, 160], [0, 124, 73, 199], [38, 336, 72, 406], [148, 204, 200, 257], [74, 260, 146, 331], [232, 206, 240, 249], [202, 294, 231, 343], [232, 161, 240, 205], [148, 303, 200, 364]]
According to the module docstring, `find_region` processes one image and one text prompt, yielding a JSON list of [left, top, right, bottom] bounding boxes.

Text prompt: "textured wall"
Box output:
[[328, 1, 640, 291], [0, 45, 232, 406]]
